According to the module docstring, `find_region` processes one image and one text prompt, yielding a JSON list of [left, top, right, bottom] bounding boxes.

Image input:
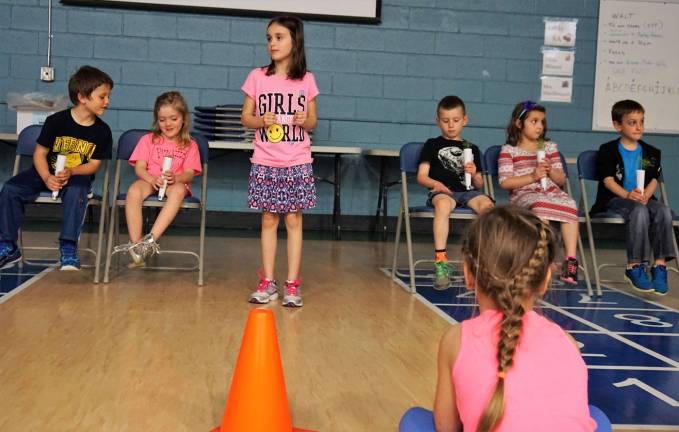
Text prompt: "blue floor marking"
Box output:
[[387, 266, 679, 427], [0, 261, 56, 298], [623, 334, 679, 362]]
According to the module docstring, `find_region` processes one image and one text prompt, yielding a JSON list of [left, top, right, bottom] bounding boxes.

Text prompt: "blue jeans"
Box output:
[[0, 167, 92, 244], [607, 198, 675, 264], [399, 406, 612, 432]]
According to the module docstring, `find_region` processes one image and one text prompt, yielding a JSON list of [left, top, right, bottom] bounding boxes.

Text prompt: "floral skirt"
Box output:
[[248, 163, 317, 213]]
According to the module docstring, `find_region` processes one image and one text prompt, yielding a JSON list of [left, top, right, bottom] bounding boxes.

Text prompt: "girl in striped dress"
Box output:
[[498, 101, 580, 285]]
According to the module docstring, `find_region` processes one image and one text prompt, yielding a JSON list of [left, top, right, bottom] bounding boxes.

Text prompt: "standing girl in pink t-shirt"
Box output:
[[241, 16, 319, 307], [121, 91, 202, 267], [399, 206, 610, 432]]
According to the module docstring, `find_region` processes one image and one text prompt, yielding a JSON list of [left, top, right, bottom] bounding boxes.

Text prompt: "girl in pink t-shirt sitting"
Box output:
[[399, 206, 611, 432], [241, 16, 319, 307], [121, 91, 202, 267]]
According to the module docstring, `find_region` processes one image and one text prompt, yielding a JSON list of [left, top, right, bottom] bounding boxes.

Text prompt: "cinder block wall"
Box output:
[[1, 0, 678, 214]]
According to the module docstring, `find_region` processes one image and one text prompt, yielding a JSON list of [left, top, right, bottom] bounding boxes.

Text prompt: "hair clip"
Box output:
[[518, 101, 537, 119], [497, 371, 507, 379]]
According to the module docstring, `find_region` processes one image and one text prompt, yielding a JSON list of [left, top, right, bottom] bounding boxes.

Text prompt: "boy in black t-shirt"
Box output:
[[417, 96, 494, 290], [0, 66, 113, 271]]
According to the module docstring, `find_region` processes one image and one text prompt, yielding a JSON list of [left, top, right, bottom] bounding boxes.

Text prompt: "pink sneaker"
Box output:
[[249, 276, 278, 304], [560, 257, 578, 285], [282, 279, 303, 307]]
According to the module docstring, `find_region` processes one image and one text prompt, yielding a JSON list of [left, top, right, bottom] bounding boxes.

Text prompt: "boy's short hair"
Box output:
[[68, 65, 114, 105], [437, 95, 466, 116], [611, 99, 644, 123]]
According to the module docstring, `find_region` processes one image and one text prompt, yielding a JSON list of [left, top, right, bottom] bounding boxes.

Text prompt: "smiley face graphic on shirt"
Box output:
[[266, 124, 284, 143]]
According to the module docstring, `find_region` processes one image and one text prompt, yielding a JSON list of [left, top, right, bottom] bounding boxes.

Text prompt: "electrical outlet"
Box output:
[[40, 66, 55, 82]]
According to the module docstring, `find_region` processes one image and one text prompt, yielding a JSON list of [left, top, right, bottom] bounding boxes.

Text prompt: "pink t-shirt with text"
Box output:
[[129, 133, 202, 194], [241, 67, 319, 168]]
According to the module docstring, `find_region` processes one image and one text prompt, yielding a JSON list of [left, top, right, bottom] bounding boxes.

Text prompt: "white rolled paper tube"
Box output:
[[536, 150, 548, 191], [636, 169, 645, 196], [52, 154, 67, 200], [158, 156, 173, 200], [463, 148, 473, 190]]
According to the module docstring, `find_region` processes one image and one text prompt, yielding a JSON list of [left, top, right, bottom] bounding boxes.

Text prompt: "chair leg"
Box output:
[[93, 202, 107, 284], [198, 206, 206, 286], [586, 221, 603, 296], [103, 204, 117, 284], [670, 226, 679, 274], [391, 199, 404, 280], [404, 208, 415, 294], [17, 228, 24, 262], [577, 233, 593, 297]]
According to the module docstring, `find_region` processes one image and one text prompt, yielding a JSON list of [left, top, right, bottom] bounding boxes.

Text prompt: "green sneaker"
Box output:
[[433, 261, 450, 290]]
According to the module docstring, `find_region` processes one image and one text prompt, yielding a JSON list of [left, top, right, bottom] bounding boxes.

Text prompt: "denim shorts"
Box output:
[[426, 189, 488, 208]]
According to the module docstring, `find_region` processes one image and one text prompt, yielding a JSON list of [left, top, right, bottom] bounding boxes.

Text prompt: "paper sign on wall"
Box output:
[[542, 48, 575, 76], [544, 18, 578, 47], [540, 76, 573, 103]]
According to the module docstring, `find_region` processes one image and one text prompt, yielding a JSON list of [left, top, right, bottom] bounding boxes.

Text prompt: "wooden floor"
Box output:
[[0, 230, 676, 431]]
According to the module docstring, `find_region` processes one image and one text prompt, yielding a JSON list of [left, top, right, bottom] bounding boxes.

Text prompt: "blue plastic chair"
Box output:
[[103, 129, 209, 285], [398, 405, 612, 432], [13, 124, 111, 283], [484, 144, 593, 295], [482, 144, 502, 201], [390, 142, 482, 293], [655, 172, 679, 270]]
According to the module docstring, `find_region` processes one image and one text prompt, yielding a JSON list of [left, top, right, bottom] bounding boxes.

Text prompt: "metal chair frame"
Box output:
[[103, 129, 208, 286]]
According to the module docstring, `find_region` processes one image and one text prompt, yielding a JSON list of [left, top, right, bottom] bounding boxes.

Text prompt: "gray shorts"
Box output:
[[426, 190, 490, 209]]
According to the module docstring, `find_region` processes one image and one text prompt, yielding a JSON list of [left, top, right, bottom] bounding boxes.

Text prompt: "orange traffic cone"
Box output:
[[211, 308, 317, 432]]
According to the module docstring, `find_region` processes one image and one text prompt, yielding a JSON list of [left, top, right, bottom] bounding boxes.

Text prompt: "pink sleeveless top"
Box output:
[[453, 310, 596, 431]]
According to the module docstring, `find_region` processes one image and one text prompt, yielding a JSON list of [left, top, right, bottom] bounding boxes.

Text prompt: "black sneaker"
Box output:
[[560, 257, 578, 285], [0, 242, 21, 269]]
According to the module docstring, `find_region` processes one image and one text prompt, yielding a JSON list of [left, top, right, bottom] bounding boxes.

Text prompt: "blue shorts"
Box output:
[[426, 190, 489, 209]]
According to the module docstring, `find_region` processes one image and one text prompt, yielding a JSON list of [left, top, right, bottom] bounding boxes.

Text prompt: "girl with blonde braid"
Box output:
[[399, 205, 611, 432]]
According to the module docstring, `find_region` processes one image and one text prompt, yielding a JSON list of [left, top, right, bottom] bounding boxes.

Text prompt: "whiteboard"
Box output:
[[61, 0, 381, 23], [592, 0, 679, 133]]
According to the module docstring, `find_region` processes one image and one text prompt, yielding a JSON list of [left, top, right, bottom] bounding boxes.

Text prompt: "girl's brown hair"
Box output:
[[461, 205, 557, 432], [265, 15, 308, 80], [505, 100, 548, 146], [151, 91, 192, 149]]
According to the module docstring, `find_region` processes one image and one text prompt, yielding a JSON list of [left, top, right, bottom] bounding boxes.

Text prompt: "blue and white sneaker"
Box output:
[[0, 242, 21, 269], [59, 240, 81, 271], [651, 265, 668, 296], [624, 265, 652, 293]]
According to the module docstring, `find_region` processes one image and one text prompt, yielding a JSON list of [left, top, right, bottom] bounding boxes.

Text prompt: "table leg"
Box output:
[[381, 181, 389, 240], [373, 156, 387, 233], [333, 154, 342, 240]]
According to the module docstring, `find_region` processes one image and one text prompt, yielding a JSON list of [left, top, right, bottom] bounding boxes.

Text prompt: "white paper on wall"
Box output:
[[540, 76, 574, 103], [542, 48, 576, 76], [544, 18, 578, 47]]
